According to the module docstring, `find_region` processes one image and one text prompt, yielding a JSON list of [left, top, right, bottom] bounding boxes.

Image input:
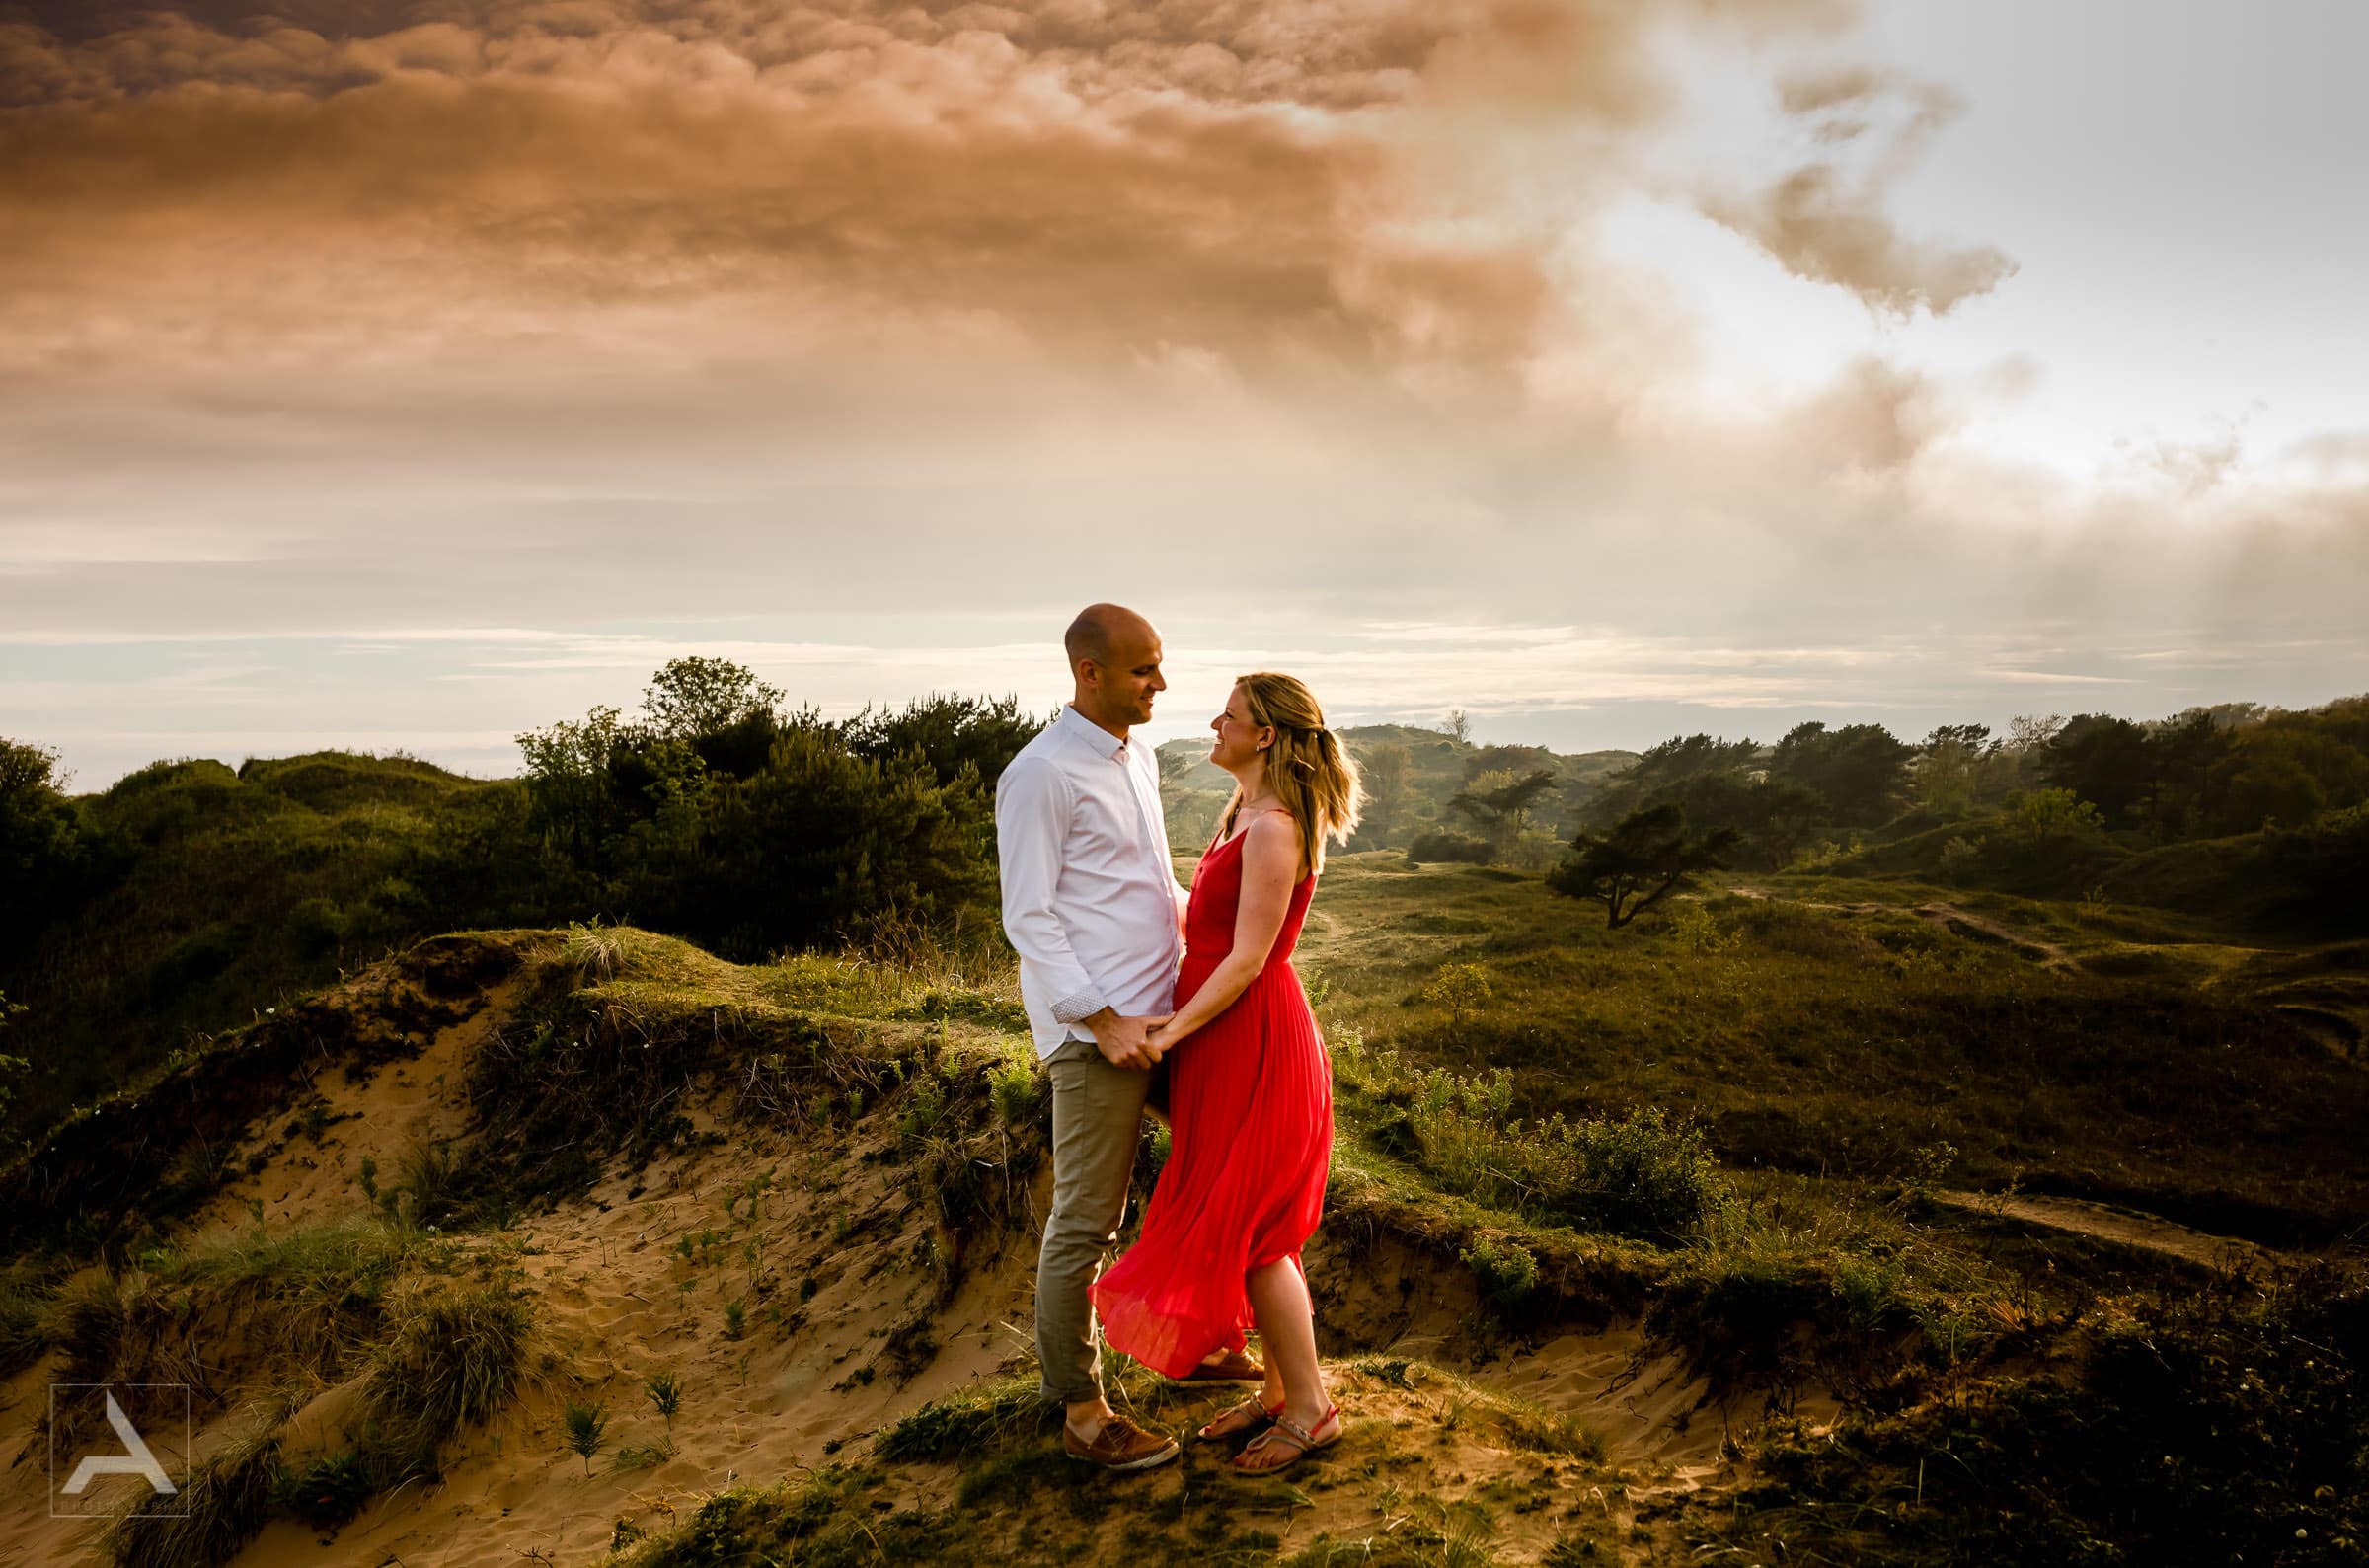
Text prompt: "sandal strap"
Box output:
[[1201, 1394, 1280, 1434], [1268, 1405, 1340, 1450], [1247, 1405, 1337, 1456]]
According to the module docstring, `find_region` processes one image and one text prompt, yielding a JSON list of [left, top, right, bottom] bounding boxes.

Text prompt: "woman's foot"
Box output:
[[1197, 1392, 1283, 1441], [1230, 1404, 1342, 1473]]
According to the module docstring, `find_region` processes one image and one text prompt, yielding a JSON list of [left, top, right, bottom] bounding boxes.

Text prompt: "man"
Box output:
[[995, 602, 1188, 1471]]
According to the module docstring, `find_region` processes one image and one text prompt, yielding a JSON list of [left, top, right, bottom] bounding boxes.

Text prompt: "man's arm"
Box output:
[[996, 757, 1103, 1022], [996, 759, 1162, 1069]]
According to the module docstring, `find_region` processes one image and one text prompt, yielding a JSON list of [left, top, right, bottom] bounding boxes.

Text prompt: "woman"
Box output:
[[1090, 671, 1362, 1473]]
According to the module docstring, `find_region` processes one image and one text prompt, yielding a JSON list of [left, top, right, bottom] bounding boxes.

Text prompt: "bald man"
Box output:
[[994, 603, 1192, 1470]]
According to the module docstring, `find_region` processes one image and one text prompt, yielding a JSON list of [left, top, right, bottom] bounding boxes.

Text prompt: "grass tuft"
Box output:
[[102, 1427, 281, 1568]]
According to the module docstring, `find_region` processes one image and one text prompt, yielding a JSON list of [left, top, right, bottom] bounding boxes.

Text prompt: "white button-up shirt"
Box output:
[[995, 704, 1187, 1057]]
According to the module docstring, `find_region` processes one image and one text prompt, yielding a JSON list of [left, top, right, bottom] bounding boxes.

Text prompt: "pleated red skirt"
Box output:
[[1091, 828, 1331, 1378]]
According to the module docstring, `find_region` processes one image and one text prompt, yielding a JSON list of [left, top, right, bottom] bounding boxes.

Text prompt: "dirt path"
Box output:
[[1933, 1189, 2285, 1271], [1725, 886, 2077, 969]]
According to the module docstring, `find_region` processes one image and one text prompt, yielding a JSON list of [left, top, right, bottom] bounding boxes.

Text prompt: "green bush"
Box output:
[[1460, 1234, 1541, 1305], [286, 897, 347, 959], [1406, 829, 1490, 866], [1403, 1070, 1729, 1242], [273, 1449, 373, 1531]]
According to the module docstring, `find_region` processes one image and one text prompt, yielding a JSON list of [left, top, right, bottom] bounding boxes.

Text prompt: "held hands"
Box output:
[[1088, 1010, 1175, 1071]]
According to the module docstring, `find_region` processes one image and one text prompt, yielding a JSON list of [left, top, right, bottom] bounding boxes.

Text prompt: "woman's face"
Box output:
[[1208, 684, 1271, 772]]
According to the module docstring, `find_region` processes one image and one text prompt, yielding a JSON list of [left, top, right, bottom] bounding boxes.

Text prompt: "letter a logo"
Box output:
[[61, 1391, 177, 1497]]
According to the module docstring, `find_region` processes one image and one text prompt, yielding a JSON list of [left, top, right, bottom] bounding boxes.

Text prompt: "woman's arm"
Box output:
[[1152, 811, 1299, 1051]]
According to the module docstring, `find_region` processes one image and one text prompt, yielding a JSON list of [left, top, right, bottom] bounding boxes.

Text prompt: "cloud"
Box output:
[[1702, 62, 2017, 317], [0, 1, 1881, 386]]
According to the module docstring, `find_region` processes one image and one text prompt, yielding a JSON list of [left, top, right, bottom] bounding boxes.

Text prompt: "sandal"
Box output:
[[1229, 1405, 1342, 1473], [1198, 1393, 1283, 1442]]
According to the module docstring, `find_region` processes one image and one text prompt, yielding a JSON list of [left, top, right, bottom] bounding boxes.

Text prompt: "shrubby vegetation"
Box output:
[[512, 662, 1030, 959], [1548, 694, 2369, 935], [1379, 1061, 1731, 1241], [0, 663, 1033, 1141]]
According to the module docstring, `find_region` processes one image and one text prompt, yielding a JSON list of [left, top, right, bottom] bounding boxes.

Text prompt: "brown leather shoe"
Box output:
[[1063, 1413, 1181, 1472], [1176, 1348, 1264, 1383]]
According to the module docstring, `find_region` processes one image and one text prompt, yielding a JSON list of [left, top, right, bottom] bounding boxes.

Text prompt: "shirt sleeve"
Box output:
[[995, 757, 1106, 1023]]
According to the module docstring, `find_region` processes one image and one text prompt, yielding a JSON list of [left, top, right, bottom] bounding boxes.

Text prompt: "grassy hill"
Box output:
[[0, 752, 569, 1142], [0, 852, 2360, 1564]]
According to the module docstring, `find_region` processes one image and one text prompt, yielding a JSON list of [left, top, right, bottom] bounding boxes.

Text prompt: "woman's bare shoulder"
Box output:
[[1241, 808, 1303, 862]]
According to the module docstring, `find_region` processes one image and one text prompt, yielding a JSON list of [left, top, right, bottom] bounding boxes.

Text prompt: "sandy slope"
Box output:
[[0, 973, 1788, 1568]]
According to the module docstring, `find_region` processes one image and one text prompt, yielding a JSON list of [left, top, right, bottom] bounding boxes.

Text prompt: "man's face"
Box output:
[[1090, 625, 1167, 726]]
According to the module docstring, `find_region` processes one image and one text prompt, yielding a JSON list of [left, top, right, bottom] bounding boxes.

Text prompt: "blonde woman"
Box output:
[[1091, 672, 1362, 1473]]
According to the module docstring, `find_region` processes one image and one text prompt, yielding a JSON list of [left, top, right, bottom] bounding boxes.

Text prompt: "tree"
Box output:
[[0, 989, 27, 1134], [1447, 769, 1558, 861], [2000, 787, 2105, 840], [640, 656, 785, 742], [1358, 741, 1412, 844], [1, 735, 114, 948], [2144, 710, 2238, 841], [845, 693, 1038, 787], [2040, 713, 2156, 827], [1583, 734, 1763, 828], [1915, 724, 1992, 817], [1656, 769, 1827, 871], [1440, 709, 1472, 744], [1769, 722, 1914, 828], [1547, 804, 1739, 929], [514, 704, 635, 865]]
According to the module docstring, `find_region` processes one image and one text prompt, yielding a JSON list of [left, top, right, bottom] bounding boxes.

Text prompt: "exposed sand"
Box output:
[[0, 974, 1793, 1567], [1933, 1188, 2286, 1272]]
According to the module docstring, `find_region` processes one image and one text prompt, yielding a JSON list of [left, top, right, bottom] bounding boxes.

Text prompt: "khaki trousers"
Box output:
[[1035, 1037, 1154, 1406]]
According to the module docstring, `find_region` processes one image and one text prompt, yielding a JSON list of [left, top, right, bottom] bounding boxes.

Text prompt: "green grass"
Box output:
[[1297, 856, 2369, 1246]]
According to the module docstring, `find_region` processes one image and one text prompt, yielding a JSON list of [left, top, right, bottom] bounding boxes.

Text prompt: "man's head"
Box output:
[[1065, 603, 1165, 732]]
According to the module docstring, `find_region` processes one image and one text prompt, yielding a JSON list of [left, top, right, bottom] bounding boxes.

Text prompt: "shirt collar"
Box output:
[[1056, 703, 1130, 761]]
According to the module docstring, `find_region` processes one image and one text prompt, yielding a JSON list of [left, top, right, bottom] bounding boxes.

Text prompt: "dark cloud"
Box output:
[[0, 1, 1878, 378]]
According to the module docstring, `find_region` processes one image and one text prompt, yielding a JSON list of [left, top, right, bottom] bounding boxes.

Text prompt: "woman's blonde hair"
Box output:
[[1221, 671, 1364, 878]]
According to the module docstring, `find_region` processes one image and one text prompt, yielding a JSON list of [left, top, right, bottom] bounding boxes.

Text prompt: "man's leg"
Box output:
[[1035, 1039, 1155, 1428]]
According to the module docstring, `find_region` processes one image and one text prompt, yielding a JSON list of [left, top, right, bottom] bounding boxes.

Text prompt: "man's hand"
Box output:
[[1085, 1008, 1172, 1070]]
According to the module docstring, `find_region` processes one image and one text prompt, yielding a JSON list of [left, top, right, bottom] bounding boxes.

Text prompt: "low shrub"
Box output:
[[1402, 1068, 1730, 1242], [1461, 1234, 1541, 1305], [1406, 830, 1490, 866]]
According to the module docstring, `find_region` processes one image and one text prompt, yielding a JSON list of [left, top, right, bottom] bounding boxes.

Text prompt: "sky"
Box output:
[[3, 0, 2364, 788]]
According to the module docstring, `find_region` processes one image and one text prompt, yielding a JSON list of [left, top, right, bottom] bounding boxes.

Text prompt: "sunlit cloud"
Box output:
[[1, 2, 2364, 786]]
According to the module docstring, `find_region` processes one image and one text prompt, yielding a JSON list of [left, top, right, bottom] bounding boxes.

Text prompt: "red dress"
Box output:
[[1091, 815, 1333, 1379]]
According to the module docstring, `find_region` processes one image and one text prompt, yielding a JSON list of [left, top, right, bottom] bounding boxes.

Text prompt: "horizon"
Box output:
[[42, 667, 2366, 796], [7, 2, 2367, 791]]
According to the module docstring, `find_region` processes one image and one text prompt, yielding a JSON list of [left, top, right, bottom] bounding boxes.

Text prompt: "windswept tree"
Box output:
[[1547, 804, 1739, 929], [1448, 768, 1558, 861], [1581, 733, 1762, 828]]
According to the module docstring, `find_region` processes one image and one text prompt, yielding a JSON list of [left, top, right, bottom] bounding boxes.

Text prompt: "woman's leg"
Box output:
[[1244, 1255, 1329, 1428]]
